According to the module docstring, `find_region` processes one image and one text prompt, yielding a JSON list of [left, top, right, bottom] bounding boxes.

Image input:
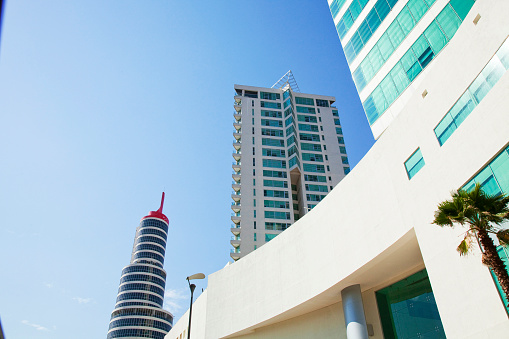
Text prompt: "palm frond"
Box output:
[[457, 235, 473, 256], [497, 229, 509, 246]]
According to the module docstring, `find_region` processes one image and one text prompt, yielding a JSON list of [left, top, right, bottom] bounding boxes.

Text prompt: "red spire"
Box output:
[[141, 192, 169, 224]]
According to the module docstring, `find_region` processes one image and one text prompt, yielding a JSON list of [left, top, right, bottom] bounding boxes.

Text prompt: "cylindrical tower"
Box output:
[[107, 193, 174, 339]]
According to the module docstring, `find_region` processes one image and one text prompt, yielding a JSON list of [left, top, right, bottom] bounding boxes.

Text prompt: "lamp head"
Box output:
[[187, 273, 205, 281]]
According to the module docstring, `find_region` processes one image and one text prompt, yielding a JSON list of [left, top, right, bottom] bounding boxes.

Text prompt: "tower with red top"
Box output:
[[107, 193, 173, 339]]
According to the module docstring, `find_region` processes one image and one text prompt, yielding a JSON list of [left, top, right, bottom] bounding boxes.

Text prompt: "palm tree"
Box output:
[[433, 183, 509, 305]]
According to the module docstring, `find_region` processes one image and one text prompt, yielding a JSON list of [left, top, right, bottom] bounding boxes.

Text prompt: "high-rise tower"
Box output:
[[328, 0, 478, 139], [107, 193, 173, 339], [231, 72, 350, 260]]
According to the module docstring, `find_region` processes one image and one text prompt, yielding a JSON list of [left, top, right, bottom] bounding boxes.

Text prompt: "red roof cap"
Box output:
[[141, 192, 169, 224]]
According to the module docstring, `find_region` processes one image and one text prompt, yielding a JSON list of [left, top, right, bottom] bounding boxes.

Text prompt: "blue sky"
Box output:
[[0, 1, 374, 338]]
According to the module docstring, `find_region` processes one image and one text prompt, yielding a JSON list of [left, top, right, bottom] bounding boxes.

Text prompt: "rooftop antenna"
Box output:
[[271, 70, 301, 92], [157, 192, 165, 213]]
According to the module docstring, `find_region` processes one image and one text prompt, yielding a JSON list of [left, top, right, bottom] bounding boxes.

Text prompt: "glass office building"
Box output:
[[329, 0, 477, 139], [107, 194, 173, 339]]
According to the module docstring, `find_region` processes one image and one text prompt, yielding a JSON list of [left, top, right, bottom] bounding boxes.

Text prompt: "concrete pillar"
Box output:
[[341, 284, 369, 339]]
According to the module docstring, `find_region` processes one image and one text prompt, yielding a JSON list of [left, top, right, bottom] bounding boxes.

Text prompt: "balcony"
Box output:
[[232, 162, 241, 172], [234, 104, 241, 113], [233, 132, 241, 140], [230, 251, 241, 261], [232, 183, 241, 192], [232, 173, 241, 182], [230, 224, 241, 235], [233, 123, 241, 131], [231, 215, 241, 224], [234, 113, 242, 121], [231, 193, 241, 202], [233, 142, 241, 151], [232, 152, 241, 161], [234, 96, 242, 104], [230, 240, 241, 248], [231, 202, 241, 213]]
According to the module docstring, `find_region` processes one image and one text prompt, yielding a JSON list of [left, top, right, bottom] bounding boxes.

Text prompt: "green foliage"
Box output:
[[497, 229, 509, 246], [433, 183, 509, 236]]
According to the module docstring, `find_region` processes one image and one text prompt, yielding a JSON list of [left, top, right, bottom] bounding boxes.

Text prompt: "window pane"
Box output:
[[437, 4, 461, 40], [386, 0, 398, 9], [449, 0, 475, 20], [387, 20, 405, 48], [476, 167, 500, 196], [344, 42, 356, 63], [353, 68, 367, 90], [405, 148, 425, 179], [361, 58, 375, 82], [389, 62, 410, 93], [397, 6, 416, 35], [366, 8, 382, 32], [350, 0, 362, 21], [469, 75, 490, 103], [412, 35, 434, 68], [363, 95, 379, 125], [450, 91, 476, 126], [481, 56, 506, 88], [369, 47, 385, 74], [496, 39, 509, 70], [407, 0, 428, 22], [424, 0, 436, 6], [358, 20, 373, 44], [434, 113, 456, 146], [351, 32, 365, 56], [380, 75, 399, 105], [424, 21, 447, 54], [336, 20, 347, 39], [378, 33, 395, 60], [374, 0, 391, 21], [401, 49, 422, 81], [491, 151, 509, 194], [343, 10, 354, 31], [372, 86, 388, 116]]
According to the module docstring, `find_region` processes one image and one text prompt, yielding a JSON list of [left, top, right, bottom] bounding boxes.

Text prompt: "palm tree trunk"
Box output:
[[478, 230, 509, 306]]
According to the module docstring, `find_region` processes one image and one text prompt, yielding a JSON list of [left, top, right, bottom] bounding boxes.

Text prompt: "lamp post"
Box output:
[[186, 273, 205, 339]]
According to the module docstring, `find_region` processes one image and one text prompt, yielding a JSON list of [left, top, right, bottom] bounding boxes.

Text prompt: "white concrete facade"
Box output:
[[230, 84, 350, 260], [167, 1, 509, 338]]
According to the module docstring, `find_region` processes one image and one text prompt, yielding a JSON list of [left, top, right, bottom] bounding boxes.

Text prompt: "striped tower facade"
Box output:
[[107, 193, 173, 339]]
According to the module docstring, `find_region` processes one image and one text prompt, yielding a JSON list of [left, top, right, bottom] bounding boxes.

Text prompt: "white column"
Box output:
[[341, 284, 369, 339]]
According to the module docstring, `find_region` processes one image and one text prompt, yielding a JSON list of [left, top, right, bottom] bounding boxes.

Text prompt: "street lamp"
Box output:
[[186, 273, 205, 339]]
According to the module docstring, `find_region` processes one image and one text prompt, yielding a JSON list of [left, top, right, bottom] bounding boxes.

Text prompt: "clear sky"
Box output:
[[0, 1, 374, 338]]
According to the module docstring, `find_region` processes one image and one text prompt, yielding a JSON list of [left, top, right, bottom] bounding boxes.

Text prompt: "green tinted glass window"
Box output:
[[389, 63, 410, 93], [366, 9, 381, 32], [437, 4, 461, 40], [449, 0, 475, 20], [375, 0, 391, 20], [295, 97, 314, 106], [349, 0, 362, 21], [387, 20, 405, 47], [405, 148, 425, 179], [369, 47, 385, 73], [407, 0, 428, 22], [397, 6, 416, 35], [424, 21, 447, 54], [378, 33, 395, 60], [380, 76, 399, 104], [302, 153, 323, 162]]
